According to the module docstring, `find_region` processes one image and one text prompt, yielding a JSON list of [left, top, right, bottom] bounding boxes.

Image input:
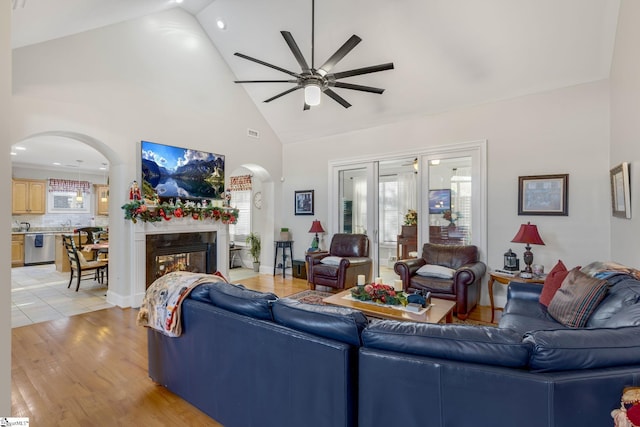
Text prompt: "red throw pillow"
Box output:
[[539, 260, 569, 307]]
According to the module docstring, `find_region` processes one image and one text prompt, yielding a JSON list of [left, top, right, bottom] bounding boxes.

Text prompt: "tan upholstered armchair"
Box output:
[[394, 243, 486, 319], [306, 233, 372, 290]]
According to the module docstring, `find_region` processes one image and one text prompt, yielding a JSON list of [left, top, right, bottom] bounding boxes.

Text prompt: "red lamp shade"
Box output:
[[511, 222, 545, 245], [511, 222, 544, 273], [309, 220, 325, 234]]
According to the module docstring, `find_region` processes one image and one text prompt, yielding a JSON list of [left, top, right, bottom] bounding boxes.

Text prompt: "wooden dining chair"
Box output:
[[74, 226, 103, 251], [62, 235, 108, 291]]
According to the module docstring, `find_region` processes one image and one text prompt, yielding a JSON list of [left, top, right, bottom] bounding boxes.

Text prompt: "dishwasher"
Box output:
[[24, 233, 56, 265]]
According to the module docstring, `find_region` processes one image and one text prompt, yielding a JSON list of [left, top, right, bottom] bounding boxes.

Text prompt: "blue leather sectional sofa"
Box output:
[[147, 273, 640, 427]]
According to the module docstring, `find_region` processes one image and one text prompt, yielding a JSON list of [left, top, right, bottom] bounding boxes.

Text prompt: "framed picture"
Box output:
[[428, 189, 451, 214], [518, 174, 568, 216], [294, 190, 314, 215], [610, 162, 631, 219]]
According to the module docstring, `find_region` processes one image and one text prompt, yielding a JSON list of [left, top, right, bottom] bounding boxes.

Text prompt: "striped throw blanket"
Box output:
[[137, 271, 227, 337]]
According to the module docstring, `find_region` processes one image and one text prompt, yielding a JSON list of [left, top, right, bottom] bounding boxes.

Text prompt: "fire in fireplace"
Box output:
[[145, 232, 217, 288]]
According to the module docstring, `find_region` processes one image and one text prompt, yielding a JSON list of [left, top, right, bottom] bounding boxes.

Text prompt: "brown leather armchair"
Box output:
[[394, 243, 486, 319], [306, 234, 372, 290]]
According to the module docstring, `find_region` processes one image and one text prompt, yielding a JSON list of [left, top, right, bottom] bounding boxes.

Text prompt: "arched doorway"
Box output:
[[227, 163, 274, 281], [10, 131, 125, 327]]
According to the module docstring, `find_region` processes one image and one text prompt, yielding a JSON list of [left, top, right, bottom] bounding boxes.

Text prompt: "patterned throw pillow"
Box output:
[[547, 268, 609, 328], [539, 260, 569, 307]]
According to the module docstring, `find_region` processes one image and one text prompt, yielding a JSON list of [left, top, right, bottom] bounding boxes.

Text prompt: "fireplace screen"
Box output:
[[146, 232, 216, 288]]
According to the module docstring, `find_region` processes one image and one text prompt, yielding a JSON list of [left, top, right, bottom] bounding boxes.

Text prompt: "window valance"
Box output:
[[48, 179, 91, 194], [230, 175, 252, 191]]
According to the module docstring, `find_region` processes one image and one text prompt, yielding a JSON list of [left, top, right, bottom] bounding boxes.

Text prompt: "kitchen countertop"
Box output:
[[12, 228, 83, 235]]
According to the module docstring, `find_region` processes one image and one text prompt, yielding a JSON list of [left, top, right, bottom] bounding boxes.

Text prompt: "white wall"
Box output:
[[283, 80, 611, 306], [10, 9, 283, 306], [1, 0, 11, 415], [610, 0, 640, 266]]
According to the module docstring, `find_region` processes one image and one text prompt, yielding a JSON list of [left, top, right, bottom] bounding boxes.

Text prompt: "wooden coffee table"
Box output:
[[323, 289, 456, 324]]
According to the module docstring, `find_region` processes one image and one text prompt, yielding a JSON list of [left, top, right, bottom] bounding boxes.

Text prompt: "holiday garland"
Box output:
[[122, 200, 238, 224]]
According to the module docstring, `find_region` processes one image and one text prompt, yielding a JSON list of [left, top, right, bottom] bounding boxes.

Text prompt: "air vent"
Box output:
[[247, 128, 260, 139]]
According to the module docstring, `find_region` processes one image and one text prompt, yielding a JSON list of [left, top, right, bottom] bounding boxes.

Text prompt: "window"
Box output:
[[229, 190, 251, 242]]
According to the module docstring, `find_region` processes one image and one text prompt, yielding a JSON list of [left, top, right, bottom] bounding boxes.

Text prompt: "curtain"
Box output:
[[48, 179, 91, 194], [397, 172, 417, 230], [352, 176, 367, 234], [230, 175, 252, 191]]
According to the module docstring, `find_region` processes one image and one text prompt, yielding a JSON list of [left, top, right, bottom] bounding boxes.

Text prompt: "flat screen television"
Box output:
[[428, 189, 451, 214], [140, 140, 225, 203]]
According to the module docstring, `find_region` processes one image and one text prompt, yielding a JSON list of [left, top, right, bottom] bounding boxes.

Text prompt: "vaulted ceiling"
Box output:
[[11, 0, 620, 151]]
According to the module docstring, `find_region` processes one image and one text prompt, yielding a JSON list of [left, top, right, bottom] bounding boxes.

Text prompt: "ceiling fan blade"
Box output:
[[235, 80, 298, 83], [324, 88, 352, 108], [264, 86, 302, 103], [234, 52, 301, 78], [281, 31, 310, 72], [317, 35, 362, 76], [331, 63, 395, 80], [331, 81, 385, 94]]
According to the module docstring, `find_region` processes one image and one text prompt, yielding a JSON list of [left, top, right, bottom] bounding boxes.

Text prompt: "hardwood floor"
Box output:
[[11, 274, 494, 425]]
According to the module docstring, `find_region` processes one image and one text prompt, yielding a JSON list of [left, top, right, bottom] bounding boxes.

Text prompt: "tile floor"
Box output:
[[11, 264, 260, 329], [11, 264, 113, 328]]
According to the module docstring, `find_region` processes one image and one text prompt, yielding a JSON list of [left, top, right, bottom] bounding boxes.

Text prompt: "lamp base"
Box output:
[[522, 245, 534, 273]]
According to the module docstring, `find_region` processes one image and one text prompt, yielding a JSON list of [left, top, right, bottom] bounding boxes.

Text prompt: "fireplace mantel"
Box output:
[[131, 219, 229, 307]]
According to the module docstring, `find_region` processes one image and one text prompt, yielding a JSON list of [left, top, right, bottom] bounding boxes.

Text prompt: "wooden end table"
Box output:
[[323, 289, 456, 324], [489, 271, 545, 322]]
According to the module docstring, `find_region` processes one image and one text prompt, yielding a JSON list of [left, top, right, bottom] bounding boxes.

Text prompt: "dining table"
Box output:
[[82, 242, 109, 260]]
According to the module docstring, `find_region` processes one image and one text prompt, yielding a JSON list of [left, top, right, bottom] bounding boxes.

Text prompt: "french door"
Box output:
[[330, 140, 486, 282]]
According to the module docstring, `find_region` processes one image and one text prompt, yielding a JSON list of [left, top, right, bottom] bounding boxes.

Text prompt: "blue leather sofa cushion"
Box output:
[[189, 283, 215, 303], [272, 298, 368, 346], [362, 320, 531, 368], [524, 326, 640, 372], [588, 274, 640, 327], [208, 282, 278, 321]]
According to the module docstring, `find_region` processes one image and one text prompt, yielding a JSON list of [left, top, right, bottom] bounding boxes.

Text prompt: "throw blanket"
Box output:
[[137, 271, 227, 337], [581, 261, 640, 281]]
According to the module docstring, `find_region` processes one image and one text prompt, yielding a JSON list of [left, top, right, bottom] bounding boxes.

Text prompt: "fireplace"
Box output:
[[145, 232, 217, 288]]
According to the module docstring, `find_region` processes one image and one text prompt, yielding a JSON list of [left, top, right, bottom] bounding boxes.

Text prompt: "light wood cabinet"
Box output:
[[12, 179, 46, 214], [12, 234, 24, 267], [95, 185, 109, 215]]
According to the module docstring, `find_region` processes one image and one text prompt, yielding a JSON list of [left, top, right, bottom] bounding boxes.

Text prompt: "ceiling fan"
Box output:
[[233, 0, 394, 110]]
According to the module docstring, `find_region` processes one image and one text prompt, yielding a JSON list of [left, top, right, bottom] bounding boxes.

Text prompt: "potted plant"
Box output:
[[246, 232, 261, 272]]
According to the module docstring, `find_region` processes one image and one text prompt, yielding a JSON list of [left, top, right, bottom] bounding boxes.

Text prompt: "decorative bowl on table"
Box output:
[[350, 284, 408, 306]]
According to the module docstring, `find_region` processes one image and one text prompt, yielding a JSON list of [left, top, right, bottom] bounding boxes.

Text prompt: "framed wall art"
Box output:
[[518, 174, 568, 216], [294, 190, 314, 215], [610, 162, 631, 219]]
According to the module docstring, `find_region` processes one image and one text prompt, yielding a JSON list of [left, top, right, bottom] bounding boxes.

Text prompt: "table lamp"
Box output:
[[511, 222, 545, 273], [308, 220, 325, 251]]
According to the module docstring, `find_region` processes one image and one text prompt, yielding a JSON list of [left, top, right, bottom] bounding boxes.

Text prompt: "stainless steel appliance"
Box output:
[[24, 233, 56, 265]]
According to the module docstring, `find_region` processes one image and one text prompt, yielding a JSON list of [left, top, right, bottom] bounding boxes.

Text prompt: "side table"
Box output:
[[273, 240, 293, 278], [489, 271, 545, 322]]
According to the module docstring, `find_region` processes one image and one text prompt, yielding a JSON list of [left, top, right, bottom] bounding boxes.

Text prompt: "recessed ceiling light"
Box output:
[[53, 162, 61, 166], [216, 19, 227, 30], [175, 0, 184, 4], [14, 146, 26, 151], [10, 152, 16, 156]]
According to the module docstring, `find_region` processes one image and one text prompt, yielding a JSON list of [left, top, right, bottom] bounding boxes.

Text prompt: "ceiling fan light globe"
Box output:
[[304, 84, 322, 106]]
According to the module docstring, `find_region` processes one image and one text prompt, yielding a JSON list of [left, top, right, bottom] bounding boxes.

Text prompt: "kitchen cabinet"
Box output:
[[12, 234, 24, 267], [95, 185, 109, 215], [12, 179, 46, 214]]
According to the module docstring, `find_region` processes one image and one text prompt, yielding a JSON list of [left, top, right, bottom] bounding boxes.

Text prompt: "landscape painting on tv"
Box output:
[[141, 140, 225, 203]]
